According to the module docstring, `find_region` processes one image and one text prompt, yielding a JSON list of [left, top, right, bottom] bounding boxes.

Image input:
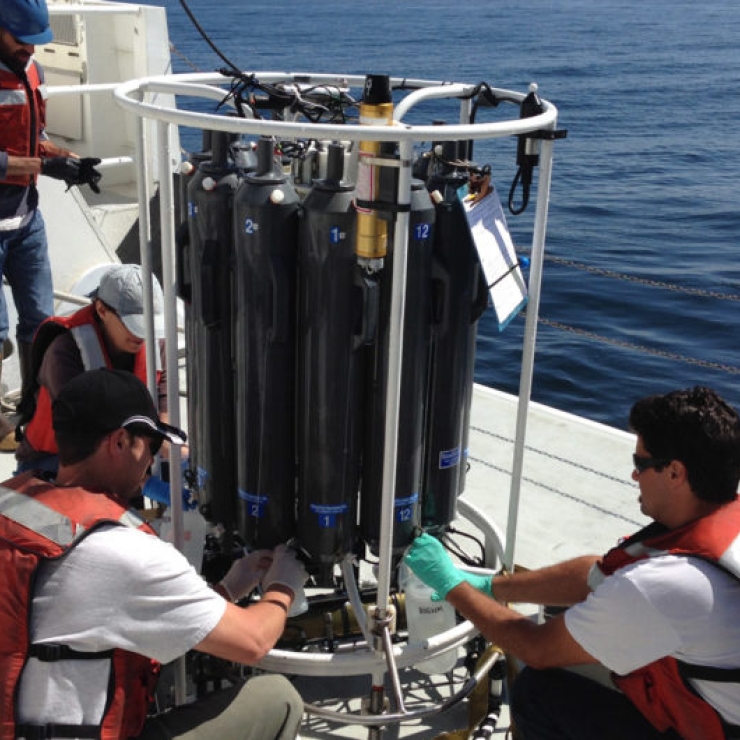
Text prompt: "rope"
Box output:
[[541, 254, 740, 302], [536, 317, 740, 376], [469, 426, 644, 527], [508, 252, 740, 377], [169, 42, 202, 73]]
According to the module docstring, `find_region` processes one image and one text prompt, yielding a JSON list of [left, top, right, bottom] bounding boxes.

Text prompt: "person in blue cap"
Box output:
[[0, 0, 102, 450]]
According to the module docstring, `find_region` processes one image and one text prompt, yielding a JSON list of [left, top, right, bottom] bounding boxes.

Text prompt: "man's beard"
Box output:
[[0, 48, 31, 75]]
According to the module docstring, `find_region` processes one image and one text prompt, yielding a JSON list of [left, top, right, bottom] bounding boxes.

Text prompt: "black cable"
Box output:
[[177, 0, 242, 74], [216, 69, 360, 125], [175, 0, 359, 127], [441, 527, 486, 568], [508, 166, 529, 215]]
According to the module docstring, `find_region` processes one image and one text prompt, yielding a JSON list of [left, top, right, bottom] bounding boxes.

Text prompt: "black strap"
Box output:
[[28, 643, 114, 662], [18, 648, 108, 739], [677, 661, 740, 738], [15, 723, 100, 740], [679, 661, 740, 683], [354, 198, 411, 213], [18, 647, 114, 738]]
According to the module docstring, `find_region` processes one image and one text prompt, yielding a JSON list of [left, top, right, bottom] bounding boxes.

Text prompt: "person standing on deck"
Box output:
[[0, 368, 306, 740], [0, 0, 101, 450], [404, 386, 740, 740]]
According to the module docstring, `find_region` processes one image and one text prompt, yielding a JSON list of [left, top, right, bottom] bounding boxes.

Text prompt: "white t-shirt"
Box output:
[[17, 523, 226, 728], [565, 555, 740, 724]]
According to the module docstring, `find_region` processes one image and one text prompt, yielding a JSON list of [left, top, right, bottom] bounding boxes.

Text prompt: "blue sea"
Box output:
[[141, 0, 740, 430]]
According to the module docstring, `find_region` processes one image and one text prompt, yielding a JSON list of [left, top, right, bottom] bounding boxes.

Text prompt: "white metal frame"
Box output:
[[114, 71, 558, 722]]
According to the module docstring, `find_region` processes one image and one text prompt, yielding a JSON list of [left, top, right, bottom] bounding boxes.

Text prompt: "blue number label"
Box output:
[[398, 507, 413, 522]]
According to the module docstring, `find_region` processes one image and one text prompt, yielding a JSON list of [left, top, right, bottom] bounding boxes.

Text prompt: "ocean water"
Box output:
[[146, 0, 740, 430]]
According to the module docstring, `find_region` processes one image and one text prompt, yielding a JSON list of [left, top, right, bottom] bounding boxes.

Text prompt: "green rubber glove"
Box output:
[[403, 532, 493, 600]]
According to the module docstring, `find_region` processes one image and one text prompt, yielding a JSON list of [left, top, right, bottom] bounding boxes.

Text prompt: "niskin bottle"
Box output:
[[295, 143, 363, 584], [184, 130, 241, 533], [400, 563, 457, 675], [360, 179, 435, 555], [421, 140, 488, 533], [233, 137, 300, 549]]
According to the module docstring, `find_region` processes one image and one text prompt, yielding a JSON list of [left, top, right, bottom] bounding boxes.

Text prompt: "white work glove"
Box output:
[[219, 549, 272, 601], [262, 544, 308, 598]]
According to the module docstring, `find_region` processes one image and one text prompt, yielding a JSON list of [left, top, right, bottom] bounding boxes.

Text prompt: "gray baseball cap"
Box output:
[[92, 264, 165, 340]]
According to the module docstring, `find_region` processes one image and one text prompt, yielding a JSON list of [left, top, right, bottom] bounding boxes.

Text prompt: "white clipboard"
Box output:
[[462, 186, 528, 330]]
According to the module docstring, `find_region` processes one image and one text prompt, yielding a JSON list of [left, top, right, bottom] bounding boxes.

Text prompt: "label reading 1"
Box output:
[[309, 502, 349, 528]]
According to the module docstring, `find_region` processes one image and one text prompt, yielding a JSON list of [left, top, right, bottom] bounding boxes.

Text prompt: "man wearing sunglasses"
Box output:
[[0, 368, 306, 740], [404, 386, 740, 740]]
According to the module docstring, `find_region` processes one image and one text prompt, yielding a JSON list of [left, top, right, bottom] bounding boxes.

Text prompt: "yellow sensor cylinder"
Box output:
[[355, 74, 394, 261]]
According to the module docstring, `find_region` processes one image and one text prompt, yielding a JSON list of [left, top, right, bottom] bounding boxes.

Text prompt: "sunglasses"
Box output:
[[633, 454, 670, 475], [126, 430, 162, 457], [124, 424, 163, 457], [146, 435, 163, 457]]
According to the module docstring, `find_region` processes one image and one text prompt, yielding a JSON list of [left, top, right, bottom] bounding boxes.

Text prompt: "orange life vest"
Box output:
[[22, 304, 157, 455], [595, 497, 740, 740], [0, 60, 46, 187], [0, 472, 160, 740]]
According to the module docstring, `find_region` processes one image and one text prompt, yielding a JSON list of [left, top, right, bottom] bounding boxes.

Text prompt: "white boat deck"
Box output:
[[465, 384, 645, 572]]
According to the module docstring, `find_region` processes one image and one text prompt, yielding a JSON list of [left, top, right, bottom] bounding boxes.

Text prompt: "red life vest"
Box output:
[[0, 60, 46, 187], [23, 304, 158, 455], [594, 497, 740, 740], [0, 472, 160, 740]]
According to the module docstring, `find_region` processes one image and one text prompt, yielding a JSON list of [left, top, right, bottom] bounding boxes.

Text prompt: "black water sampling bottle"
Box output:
[[360, 178, 435, 555], [233, 137, 300, 550], [177, 132, 255, 303], [422, 140, 488, 533], [184, 130, 241, 533], [295, 143, 364, 585], [175, 131, 212, 305]]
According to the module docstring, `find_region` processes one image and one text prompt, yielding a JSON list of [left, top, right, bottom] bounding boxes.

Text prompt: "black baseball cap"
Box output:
[[52, 368, 187, 446]]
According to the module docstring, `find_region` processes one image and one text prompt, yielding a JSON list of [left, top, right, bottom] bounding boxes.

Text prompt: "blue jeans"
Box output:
[[511, 667, 682, 740], [0, 209, 54, 344]]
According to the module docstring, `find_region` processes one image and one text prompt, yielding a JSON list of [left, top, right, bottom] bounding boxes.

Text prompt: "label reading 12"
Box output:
[[394, 493, 419, 523]]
